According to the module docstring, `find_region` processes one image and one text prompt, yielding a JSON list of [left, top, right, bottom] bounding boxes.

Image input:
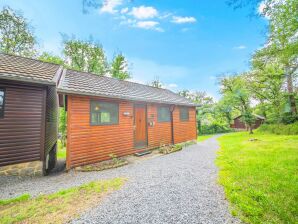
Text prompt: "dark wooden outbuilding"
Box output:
[[230, 114, 265, 130], [0, 54, 63, 175]]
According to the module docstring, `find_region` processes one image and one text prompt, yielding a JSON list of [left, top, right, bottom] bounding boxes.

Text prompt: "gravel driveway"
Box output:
[[0, 136, 238, 224]]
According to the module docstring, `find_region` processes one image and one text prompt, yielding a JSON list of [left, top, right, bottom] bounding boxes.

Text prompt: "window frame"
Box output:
[[180, 107, 189, 122], [0, 88, 5, 119], [90, 100, 119, 126], [157, 105, 171, 123]]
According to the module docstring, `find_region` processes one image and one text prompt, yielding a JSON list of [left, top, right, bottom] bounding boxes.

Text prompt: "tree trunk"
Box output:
[[249, 125, 253, 134], [287, 72, 297, 115]]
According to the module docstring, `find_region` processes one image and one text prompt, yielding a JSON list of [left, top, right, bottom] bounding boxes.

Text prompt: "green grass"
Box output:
[[197, 135, 213, 142], [217, 132, 298, 224], [0, 178, 125, 224], [0, 194, 30, 206], [57, 139, 66, 159]]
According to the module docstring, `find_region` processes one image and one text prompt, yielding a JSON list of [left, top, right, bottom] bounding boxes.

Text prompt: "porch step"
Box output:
[[134, 150, 152, 157]]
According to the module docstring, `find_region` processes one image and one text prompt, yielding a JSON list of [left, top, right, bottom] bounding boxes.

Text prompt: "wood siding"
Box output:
[[44, 86, 58, 156], [173, 106, 197, 144], [67, 95, 197, 168], [0, 81, 45, 167], [147, 103, 172, 147], [67, 96, 135, 168], [230, 117, 264, 130]]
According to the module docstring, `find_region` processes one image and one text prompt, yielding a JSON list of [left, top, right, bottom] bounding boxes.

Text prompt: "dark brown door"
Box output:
[[134, 104, 147, 148]]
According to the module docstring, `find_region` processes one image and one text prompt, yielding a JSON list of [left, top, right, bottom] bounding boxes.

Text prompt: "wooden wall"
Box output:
[[147, 103, 172, 147], [67, 96, 135, 168], [0, 81, 45, 167], [173, 106, 197, 144], [67, 95, 197, 168]]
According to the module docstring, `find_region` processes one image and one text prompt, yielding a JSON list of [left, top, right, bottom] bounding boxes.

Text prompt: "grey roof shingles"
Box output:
[[58, 69, 195, 106], [0, 53, 62, 85]]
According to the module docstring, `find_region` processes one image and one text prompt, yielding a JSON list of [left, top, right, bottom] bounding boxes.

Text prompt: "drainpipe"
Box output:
[[170, 105, 175, 145]]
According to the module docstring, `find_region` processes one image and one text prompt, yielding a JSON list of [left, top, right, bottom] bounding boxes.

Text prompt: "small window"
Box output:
[[90, 101, 119, 125], [180, 107, 189, 121], [157, 106, 171, 122], [0, 88, 5, 118]]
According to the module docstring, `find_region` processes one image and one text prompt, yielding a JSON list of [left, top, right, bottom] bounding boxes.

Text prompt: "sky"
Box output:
[[0, 0, 268, 99]]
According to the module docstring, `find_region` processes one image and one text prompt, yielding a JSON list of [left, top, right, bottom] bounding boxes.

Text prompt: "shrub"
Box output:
[[257, 122, 298, 135], [200, 124, 232, 135]]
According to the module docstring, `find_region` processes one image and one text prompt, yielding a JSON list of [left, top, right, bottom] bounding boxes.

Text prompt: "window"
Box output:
[[180, 107, 189, 121], [157, 106, 171, 122], [0, 88, 5, 118], [90, 101, 119, 125]]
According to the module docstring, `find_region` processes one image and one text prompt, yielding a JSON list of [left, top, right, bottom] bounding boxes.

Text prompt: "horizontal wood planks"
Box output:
[[67, 95, 197, 168], [67, 96, 136, 168], [0, 82, 45, 166], [173, 106, 197, 144]]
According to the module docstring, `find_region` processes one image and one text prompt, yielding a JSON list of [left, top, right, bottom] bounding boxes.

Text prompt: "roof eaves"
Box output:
[[0, 72, 56, 86], [57, 88, 196, 106]]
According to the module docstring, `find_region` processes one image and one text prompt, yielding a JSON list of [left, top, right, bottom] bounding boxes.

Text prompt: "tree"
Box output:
[[38, 52, 64, 65], [63, 36, 108, 75], [220, 75, 255, 134], [111, 53, 131, 80], [0, 6, 36, 57], [150, 77, 163, 88]]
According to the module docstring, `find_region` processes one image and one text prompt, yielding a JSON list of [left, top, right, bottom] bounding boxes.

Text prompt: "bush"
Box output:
[[200, 124, 232, 135], [257, 122, 298, 135]]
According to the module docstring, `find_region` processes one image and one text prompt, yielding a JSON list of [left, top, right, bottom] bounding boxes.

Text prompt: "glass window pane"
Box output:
[[90, 101, 119, 125], [101, 112, 111, 123], [180, 107, 189, 121], [158, 106, 170, 122]]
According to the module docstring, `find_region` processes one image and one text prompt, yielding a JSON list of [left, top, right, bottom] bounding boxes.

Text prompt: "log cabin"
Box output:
[[230, 114, 265, 130], [58, 69, 197, 169], [0, 54, 62, 176]]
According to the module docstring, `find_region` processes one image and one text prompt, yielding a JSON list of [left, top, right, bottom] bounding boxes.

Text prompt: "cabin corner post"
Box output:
[[66, 95, 71, 170]]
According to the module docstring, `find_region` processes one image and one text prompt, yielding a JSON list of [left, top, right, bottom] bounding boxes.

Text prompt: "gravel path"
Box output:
[[0, 136, 238, 224]]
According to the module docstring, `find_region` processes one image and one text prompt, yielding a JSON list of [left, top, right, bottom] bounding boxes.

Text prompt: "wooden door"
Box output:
[[134, 104, 147, 148]]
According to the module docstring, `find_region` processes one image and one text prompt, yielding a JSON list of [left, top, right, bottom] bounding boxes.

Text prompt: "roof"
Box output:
[[0, 53, 62, 85], [58, 69, 196, 106], [234, 114, 265, 120]]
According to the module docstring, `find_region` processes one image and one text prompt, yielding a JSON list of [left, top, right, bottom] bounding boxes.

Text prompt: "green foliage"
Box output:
[[38, 52, 64, 65], [257, 122, 298, 135], [201, 124, 232, 135], [150, 76, 163, 88], [217, 132, 298, 223], [111, 53, 131, 80], [0, 6, 36, 57], [63, 36, 108, 75], [59, 108, 67, 148]]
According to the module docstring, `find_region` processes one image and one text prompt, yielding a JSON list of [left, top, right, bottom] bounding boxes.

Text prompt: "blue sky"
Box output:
[[0, 0, 268, 99]]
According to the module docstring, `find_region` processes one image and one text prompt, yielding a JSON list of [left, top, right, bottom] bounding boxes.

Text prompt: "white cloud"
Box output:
[[130, 6, 158, 19], [135, 21, 163, 32], [171, 16, 196, 24], [120, 7, 129, 14], [233, 45, 247, 50], [100, 0, 123, 14]]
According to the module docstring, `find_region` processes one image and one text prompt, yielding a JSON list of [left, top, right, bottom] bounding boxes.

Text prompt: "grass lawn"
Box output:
[[57, 139, 66, 159], [0, 178, 125, 224], [217, 132, 298, 224], [197, 135, 214, 142]]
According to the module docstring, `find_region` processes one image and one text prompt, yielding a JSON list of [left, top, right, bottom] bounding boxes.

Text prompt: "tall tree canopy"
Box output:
[[38, 52, 64, 65], [63, 36, 108, 75], [0, 7, 36, 57], [111, 53, 131, 80]]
